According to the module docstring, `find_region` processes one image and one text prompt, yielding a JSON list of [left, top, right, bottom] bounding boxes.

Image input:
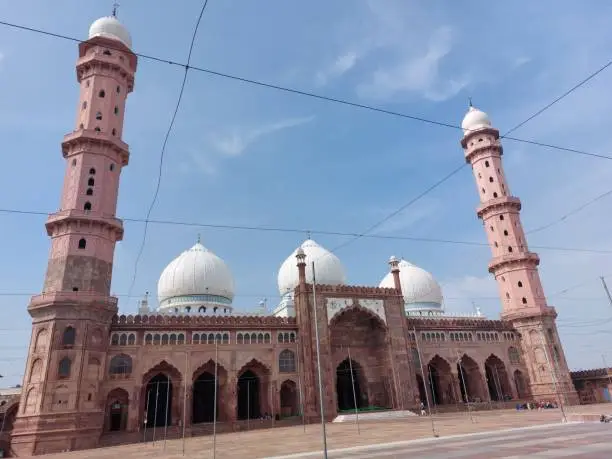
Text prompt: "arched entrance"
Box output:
[[336, 359, 366, 411], [280, 380, 298, 417], [457, 355, 484, 403], [237, 370, 260, 419], [192, 372, 217, 423], [427, 355, 453, 405], [514, 369, 528, 399], [485, 355, 512, 401], [105, 388, 129, 432], [145, 373, 173, 427]]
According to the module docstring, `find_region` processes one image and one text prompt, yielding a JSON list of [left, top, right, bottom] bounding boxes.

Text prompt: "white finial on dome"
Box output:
[[88, 9, 132, 49], [112, 2, 120, 17]]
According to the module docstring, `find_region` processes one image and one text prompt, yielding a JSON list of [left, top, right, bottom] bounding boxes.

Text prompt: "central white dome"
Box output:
[[461, 105, 491, 135], [157, 242, 234, 313], [277, 239, 346, 296], [379, 259, 443, 311], [88, 15, 132, 49]]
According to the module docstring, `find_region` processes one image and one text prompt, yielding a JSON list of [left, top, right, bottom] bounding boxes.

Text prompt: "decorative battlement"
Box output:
[[301, 283, 400, 297], [571, 368, 612, 379], [476, 196, 521, 219], [62, 130, 130, 166], [405, 310, 485, 319], [406, 316, 514, 331], [488, 251, 540, 273], [110, 313, 297, 329]]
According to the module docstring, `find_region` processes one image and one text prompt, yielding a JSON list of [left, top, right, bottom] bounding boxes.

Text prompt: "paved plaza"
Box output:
[[27, 405, 612, 458]]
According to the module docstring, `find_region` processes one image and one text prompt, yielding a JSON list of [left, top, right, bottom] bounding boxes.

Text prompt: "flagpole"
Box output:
[[213, 340, 218, 459], [247, 379, 250, 431], [311, 261, 329, 458], [143, 389, 150, 443], [457, 352, 474, 423], [152, 381, 160, 444], [163, 378, 171, 450], [347, 346, 360, 434], [181, 352, 188, 456], [413, 327, 437, 437]]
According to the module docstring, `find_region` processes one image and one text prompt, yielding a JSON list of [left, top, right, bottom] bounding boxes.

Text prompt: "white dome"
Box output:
[[277, 239, 346, 296], [461, 106, 491, 135], [88, 16, 132, 48], [379, 259, 443, 310], [157, 242, 234, 311]]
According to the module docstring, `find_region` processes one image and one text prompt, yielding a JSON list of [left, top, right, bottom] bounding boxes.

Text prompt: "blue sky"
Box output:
[[1, 0, 612, 386]]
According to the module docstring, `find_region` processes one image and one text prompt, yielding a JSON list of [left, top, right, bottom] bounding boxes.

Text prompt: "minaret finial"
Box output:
[[307, 230, 311, 240], [112, 2, 120, 17], [197, 233, 201, 244], [468, 97, 473, 108]]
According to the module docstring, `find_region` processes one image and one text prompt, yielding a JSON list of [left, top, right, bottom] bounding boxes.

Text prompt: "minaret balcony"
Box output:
[[501, 304, 558, 322], [488, 251, 540, 273], [477, 196, 521, 219], [45, 209, 124, 240], [29, 291, 118, 310], [62, 130, 129, 166]]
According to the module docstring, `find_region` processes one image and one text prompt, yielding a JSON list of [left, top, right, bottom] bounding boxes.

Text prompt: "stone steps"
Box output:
[[332, 410, 419, 423]]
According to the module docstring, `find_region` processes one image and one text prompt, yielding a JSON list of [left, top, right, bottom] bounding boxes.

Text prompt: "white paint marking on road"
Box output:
[[262, 421, 581, 459]]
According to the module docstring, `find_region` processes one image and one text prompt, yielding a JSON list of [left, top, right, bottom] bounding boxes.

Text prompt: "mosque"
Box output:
[[0, 11, 582, 457]]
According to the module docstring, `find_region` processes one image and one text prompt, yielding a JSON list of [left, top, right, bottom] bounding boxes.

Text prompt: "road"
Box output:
[[264, 422, 612, 458]]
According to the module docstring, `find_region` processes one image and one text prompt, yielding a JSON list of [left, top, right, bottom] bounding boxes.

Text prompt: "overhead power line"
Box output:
[[126, 0, 210, 300], [0, 20, 611, 160], [1, 207, 611, 255]]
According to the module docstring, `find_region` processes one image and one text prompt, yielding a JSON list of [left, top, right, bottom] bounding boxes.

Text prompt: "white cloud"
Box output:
[[315, 51, 359, 86], [370, 197, 442, 235], [211, 116, 315, 157], [356, 27, 470, 102]]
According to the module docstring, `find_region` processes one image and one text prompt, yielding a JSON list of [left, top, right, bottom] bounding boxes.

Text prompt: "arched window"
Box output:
[[109, 354, 132, 375], [58, 357, 72, 378], [223, 333, 229, 344], [78, 238, 87, 249], [127, 334, 135, 345], [86, 188, 93, 196], [84, 202, 92, 211], [145, 334, 152, 345], [119, 334, 127, 346], [88, 177, 95, 186], [89, 168, 96, 175], [95, 112, 102, 120], [177, 334, 185, 345], [508, 346, 521, 364], [98, 89, 106, 98], [62, 326, 76, 346], [111, 334, 119, 346], [198, 306, 206, 313], [279, 349, 296, 373]]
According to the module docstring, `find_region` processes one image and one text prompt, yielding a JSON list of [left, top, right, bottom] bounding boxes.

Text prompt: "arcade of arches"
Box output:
[[417, 353, 521, 406]]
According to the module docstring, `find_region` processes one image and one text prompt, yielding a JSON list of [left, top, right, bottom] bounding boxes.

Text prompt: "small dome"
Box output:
[[157, 242, 234, 311], [88, 16, 132, 48], [379, 259, 443, 310], [461, 106, 491, 135], [277, 239, 346, 296]]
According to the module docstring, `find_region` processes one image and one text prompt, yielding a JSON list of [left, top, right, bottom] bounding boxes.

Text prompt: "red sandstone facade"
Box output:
[[2, 13, 580, 458]]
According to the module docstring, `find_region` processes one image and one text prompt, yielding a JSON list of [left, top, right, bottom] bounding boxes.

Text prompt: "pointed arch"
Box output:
[[105, 388, 129, 432], [329, 304, 387, 331], [426, 355, 453, 405], [141, 360, 182, 385], [236, 358, 271, 380], [236, 359, 271, 420], [457, 354, 485, 402], [484, 354, 512, 401], [280, 379, 299, 417]]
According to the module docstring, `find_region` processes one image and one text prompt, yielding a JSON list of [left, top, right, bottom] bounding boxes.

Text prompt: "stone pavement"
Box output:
[[27, 404, 612, 459]]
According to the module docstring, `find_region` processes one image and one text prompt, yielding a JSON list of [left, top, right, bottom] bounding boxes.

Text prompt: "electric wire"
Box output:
[[0, 20, 610, 160], [126, 1, 209, 301], [1, 207, 611, 255]]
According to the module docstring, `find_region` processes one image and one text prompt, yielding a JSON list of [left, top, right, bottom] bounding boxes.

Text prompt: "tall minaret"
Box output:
[[11, 13, 137, 456], [460, 105, 578, 404]]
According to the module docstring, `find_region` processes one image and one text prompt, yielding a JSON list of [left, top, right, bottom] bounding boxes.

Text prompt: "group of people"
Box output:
[[515, 401, 558, 411]]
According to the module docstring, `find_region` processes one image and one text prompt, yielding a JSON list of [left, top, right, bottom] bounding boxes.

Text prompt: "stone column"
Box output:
[[226, 376, 237, 423]]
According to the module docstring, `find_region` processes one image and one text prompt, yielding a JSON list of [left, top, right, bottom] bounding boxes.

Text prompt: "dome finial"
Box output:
[[112, 2, 120, 17], [197, 233, 201, 244], [307, 230, 311, 240], [468, 96, 473, 108]]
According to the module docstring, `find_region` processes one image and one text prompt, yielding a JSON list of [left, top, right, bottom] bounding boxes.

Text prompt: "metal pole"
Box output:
[[540, 330, 567, 422], [213, 340, 218, 459], [247, 379, 250, 431], [602, 355, 612, 403], [456, 353, 474, 423], [387, 336, 402, 410], [181, 352, 188, 456], [142, 389, 150, 443], [347, 346, 360, 434], [600, 276, 612, 305], [311, 261, 329, 458], [296, 337, 306, 432], [152, 381, 160, 444], [413, 327, 437, 437], [163, 378, 171, 450]]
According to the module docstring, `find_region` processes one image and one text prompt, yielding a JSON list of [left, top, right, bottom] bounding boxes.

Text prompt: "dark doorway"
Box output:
[[192, 371, 217, 423], [416, 374, 427, 406], [109, 401, 124, 431], [145, 373, 172, 427], [485, 365, 502, 401], [336, 359, 364, 411], [237, 370, 260, 420]]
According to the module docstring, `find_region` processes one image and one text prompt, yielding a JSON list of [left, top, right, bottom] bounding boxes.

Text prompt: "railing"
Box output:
[[30, 292, 118, 308]]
